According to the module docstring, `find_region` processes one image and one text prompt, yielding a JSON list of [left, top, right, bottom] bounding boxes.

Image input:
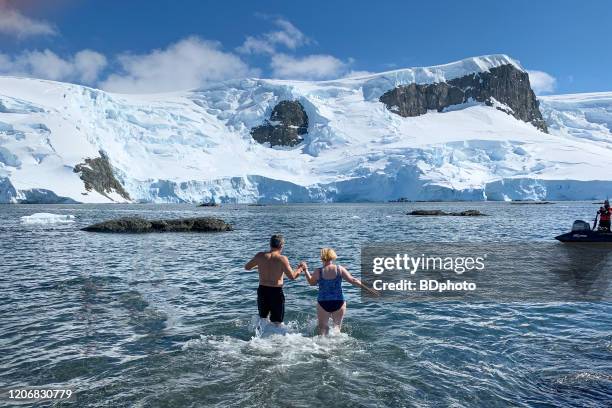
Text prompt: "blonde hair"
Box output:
[[320, 247, 337, 262]]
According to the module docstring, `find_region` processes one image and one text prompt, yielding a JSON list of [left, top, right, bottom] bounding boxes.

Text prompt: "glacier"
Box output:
[[0, 54, 611, 203]]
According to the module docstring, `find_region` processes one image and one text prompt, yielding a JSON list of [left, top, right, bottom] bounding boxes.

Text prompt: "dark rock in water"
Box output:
[[82, 217, 233, 233], [74, 151, 131, 201], [510, 201, 554, 205], [409, 210, 447, 216], [408, 209, 488, 216], [198, 202, 220, 207], [251, 100, 308, 147], [83, 217, 152, 233], [380, 64, 548, 132], [454, 210, 487, 216]]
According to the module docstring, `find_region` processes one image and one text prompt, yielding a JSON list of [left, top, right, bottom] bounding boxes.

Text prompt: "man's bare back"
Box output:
[[245, 234, 305, 325], [246, 251, 296, 287]]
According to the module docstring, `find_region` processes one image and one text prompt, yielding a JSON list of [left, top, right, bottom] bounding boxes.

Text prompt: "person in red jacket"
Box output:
[[598, 200, 611, 232]]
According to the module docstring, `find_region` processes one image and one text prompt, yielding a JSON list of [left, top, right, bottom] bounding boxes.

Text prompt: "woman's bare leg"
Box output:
[[330, 302, 346, 333], [316, 303, 331, 335]]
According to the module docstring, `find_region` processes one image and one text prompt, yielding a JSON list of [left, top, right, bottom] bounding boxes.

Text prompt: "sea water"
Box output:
[[0, 202, 610, 407]]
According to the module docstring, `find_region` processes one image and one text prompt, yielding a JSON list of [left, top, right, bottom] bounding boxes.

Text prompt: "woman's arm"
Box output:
[[302, 264, 319, 286], [339, 266, 379, 296]]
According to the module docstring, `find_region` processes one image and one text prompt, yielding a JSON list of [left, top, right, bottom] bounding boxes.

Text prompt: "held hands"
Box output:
[[298, 261, 308, 274]]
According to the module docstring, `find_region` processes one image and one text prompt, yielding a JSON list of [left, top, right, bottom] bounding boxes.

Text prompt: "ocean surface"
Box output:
[[0, 202, 610, 407]]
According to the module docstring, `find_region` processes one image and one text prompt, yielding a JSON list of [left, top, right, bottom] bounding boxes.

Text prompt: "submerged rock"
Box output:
[[251, 100, 308, 147], [408, 209, 488, 216], [380, 64, 548, 132], [82, 217, 233, 233]]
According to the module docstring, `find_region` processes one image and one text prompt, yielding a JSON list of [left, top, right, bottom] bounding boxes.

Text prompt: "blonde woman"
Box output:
[[302, 248, 377, 335]]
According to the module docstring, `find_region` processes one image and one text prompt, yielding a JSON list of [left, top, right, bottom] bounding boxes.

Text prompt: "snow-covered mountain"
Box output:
[[1, 54, 611, 203]]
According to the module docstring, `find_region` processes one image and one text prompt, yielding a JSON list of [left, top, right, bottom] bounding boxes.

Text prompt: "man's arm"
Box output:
[[281, 256, 302, 280], [245, 253, 261, 270]]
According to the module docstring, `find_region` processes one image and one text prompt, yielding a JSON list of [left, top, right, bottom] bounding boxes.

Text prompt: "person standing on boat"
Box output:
[[598, 200, 611, 232]]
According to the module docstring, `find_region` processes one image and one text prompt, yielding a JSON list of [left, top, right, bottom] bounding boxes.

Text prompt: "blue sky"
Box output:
[[0, 0, 610, 94]]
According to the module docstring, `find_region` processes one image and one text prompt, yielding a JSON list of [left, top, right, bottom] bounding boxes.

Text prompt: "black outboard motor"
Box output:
[[571, 220, 591, 232], [556, 219, 612, 242]]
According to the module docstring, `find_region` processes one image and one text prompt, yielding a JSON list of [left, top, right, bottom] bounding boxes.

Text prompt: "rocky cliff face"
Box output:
[[379, 64, 548, 132], [73, 151, 131, 201], [251, 100, 308, 146]]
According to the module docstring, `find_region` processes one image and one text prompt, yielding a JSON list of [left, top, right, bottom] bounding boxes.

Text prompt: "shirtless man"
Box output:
[[244, 234, 305, 326]]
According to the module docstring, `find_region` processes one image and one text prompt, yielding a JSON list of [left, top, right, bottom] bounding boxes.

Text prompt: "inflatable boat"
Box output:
[[555, 220, 612, 243]]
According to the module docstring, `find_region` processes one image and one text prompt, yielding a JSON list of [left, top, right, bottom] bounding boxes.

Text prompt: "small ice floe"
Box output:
[[20, 212, 75, 225]]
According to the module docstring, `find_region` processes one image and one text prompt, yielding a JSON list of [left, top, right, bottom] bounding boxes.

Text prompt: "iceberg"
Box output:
[[20, 213, 76, 225]]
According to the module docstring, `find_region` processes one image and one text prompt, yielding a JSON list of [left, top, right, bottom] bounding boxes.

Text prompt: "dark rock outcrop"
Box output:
[[380, 64, 548, 132], [510, 201, 554, 205], [82, 217, 233, 233], [408, 209, 488, 216], [74, 151, 131, 201], [251, 100, 308, 146]]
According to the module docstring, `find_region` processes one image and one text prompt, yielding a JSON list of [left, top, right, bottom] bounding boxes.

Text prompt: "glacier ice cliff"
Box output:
[[0, 54, 611, 203]]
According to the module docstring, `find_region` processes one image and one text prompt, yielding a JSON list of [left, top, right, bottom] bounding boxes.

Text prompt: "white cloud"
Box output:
[[100, 36, 255, 93], [237, 18, 309, 55], [0, 3, 57, 38], [265, 19, 309, 49], [0, 15, 354, 92], [343, 70, 374, 79], [270, 54, 347, 80], [527, 70, 557, 94], [0, 49, 107, 83], [73, 50, 108, 83], [238, 36, 276, 55], [238, 18, 351, 81]]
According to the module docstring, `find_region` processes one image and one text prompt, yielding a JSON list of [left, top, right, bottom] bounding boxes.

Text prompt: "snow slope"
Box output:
[[0, 54, 611, 203]]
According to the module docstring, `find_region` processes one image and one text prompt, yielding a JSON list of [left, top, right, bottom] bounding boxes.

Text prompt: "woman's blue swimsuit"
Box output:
[[317, 265, 345, 313]]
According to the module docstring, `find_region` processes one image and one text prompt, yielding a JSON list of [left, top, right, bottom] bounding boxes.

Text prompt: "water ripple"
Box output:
[[0, 203, 610, 407]]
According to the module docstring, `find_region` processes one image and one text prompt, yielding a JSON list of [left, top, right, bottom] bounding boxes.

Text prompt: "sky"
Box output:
[[0, 0, 610, 95]]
